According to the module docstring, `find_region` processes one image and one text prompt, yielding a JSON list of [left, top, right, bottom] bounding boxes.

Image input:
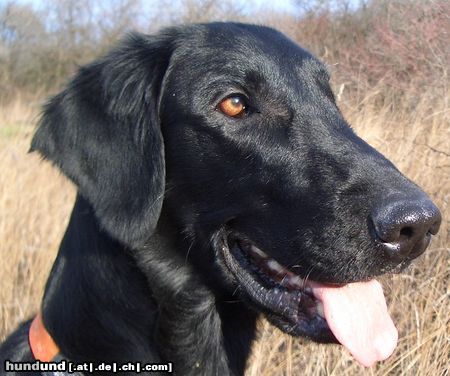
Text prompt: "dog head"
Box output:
[[32, 23, 441, 366]]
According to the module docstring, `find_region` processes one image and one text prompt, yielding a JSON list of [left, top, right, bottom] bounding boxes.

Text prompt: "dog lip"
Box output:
[[238, 240, 344, 290], [220, 234, 333, 338], [239, 241, 312, 292]]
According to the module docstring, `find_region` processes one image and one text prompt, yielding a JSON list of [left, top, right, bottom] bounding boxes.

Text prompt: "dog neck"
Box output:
[[41, 195, 257, 375]]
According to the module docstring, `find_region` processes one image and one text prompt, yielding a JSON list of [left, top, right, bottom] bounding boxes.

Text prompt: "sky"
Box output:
[[244, 0, 298, 13], [3, 0, 300, 14], [2, 0, 362, 25]]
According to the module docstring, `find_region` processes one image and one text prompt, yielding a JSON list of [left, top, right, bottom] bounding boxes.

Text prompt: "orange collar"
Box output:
[[29, 313, 60, 362]]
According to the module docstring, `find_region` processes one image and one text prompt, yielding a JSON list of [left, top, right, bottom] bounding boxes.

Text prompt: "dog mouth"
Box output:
[[220, 232, 399, 368], [221, 235, 333, 341]]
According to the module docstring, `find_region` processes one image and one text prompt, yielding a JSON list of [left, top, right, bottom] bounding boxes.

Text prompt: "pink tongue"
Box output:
[[311, 279, 398, 367]]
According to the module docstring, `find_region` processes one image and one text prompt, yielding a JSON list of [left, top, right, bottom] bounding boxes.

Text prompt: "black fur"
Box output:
[[0, 23, 439, 375]]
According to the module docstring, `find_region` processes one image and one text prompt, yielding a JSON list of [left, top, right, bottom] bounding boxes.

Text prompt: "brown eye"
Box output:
[[218, 95, 248, 118]]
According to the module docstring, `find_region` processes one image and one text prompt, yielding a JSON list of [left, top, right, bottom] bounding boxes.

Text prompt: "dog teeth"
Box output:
[[316, 301, 325, 318], [249, 245, 268, 259], [239, 240, 325, 318], [267, 259, 284, 273], [245, 242, 307, 291], [261, 257, 306, 290], [290, 275, 302, 287]]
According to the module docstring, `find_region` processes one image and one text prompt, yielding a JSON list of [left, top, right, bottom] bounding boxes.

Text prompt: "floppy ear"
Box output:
[[30, 32, 174, 248]]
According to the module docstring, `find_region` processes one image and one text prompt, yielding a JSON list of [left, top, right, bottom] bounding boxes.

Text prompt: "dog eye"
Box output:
[[218, 95, 248, 118]]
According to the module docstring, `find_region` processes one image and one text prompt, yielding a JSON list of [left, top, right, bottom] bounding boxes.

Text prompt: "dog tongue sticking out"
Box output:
[[311, 279, 398, 367]]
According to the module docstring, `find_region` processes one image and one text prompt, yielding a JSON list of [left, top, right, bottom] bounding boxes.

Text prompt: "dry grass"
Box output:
[[0, 98, 75, 338], [0, 86, 448, 375]]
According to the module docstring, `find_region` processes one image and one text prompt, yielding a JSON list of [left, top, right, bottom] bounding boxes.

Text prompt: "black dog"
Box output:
[[0, 22, 441, 375]]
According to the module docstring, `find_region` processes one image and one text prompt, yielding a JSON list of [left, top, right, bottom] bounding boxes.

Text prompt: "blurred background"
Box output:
[[0, 0, 448, 374]]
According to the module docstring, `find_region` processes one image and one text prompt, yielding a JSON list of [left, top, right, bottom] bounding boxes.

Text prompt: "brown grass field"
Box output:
[[0, 82, 448, 374]]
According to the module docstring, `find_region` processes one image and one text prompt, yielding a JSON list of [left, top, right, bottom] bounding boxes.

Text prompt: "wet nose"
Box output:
[[371, 193, 441, 262]]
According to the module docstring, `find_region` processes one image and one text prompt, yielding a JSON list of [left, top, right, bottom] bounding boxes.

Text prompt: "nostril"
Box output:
[[371, 193, 441, 262], [429, 219, 441, 236], [399, 226, 414, 241]]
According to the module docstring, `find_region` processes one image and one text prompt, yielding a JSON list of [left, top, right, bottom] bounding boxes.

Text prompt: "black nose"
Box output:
[[371, 192, 441, 262]]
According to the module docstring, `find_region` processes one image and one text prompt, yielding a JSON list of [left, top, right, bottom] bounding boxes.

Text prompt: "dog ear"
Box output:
[[30, 32, 174, 248]]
